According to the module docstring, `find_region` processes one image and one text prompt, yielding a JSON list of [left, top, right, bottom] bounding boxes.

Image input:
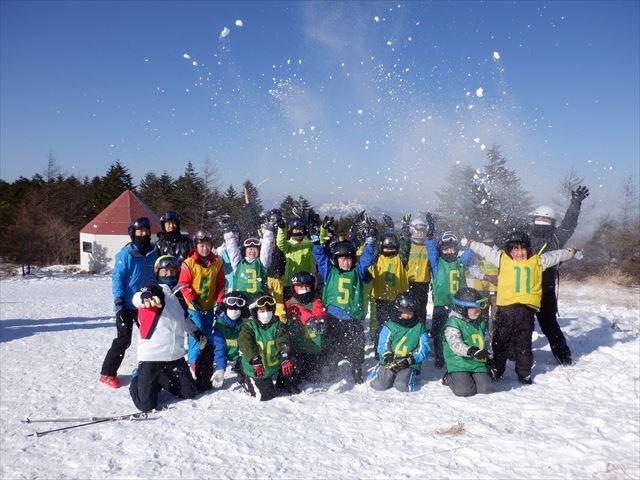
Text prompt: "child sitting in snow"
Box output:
[[442, 287, 495, 397], [369, 292, 431, 392], [211, 291, 249, 388], [129, 255, 204, 411], [469, 231, 580, 384], [285, 271, 326, 383], [237, 294, 296, 401]]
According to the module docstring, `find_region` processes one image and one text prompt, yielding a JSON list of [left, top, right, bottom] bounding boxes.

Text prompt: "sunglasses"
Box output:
[[224, 296, 246, 308], [243, 238, 261, 248], [250, 296, 276, 309]]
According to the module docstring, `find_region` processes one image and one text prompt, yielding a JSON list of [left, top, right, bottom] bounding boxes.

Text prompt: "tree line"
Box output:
[[0, 146, 637, 282]]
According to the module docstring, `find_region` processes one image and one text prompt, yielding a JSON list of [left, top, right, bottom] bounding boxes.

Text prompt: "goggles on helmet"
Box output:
[[243, 238, 261, 248], [249, 296, 276, 309], [291, 272, 314, 286], [155, 255, 180, 271], [224, 296, 246, 308]]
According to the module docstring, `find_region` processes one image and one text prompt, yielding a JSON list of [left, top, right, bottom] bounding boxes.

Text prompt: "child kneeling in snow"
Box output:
[[130, 255, 205, 412], [369, 292, 430, 392], [237, 294, 296, 401], [442, 287, 495, 397]]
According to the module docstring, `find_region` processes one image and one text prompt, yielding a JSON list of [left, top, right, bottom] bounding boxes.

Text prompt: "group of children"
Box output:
[[100, 189, 587, 410]]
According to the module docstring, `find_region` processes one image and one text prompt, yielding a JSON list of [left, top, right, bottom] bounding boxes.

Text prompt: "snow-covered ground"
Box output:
[[1, 271, 638, 479]]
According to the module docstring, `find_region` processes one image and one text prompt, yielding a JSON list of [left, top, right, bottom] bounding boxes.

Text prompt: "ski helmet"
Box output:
[[154, 255, 180, 287], [330, 240, 356, 265], [160, 211, 180, 232], [438, 231, 459, 261], [394, 291, 416, 313], [289, 217, 307, 237], [128, 217, 151, 242], [192, 228, 213, 245], [531, 205, 557, 223], [504, 230, 532, 256], [452, 287, 486, 320], [382, 234, 399, 253]]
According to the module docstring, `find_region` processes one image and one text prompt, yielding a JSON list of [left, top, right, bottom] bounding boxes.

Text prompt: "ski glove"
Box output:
[[140, 286, 164, 309], [322, 216, 335, 230], [425, 212, 435, 239], [390, 355, 414, 373], [571, 185, 589, 201], [217, 215, 233, 233], [467, 346, 488, 361], [382, 351, 394, 366], [251, 357, 265, 377], [191, 330, 207, 350], [280, 359, 294, 377], [211, 370, 224, 388], [382, 214, 395, 234]]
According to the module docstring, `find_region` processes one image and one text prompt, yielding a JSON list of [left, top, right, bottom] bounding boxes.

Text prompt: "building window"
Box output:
[[82, 241, 93, 253]]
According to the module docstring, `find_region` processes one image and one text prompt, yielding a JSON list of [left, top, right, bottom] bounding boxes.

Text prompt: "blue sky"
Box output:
[[1, 0, 638, 212]]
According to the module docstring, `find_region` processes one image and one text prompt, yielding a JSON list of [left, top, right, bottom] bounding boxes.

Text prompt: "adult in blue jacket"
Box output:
[[99, 217, 158, 389]]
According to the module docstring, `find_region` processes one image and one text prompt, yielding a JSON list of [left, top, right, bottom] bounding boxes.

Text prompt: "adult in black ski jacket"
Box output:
[[155, 211, 193, 262], [528, 185, 589, 365]]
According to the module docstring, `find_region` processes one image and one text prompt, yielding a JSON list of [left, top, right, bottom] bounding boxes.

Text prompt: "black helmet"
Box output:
[[223, 290, 246, 307], [437, 231, 459, 262], [394, 291, 416, 313], [291, 271, 315, 287], [128, 217, 151, 242], [382, 234, 399, 255], [289, 217, 307, 237], [160, 211, 180, 231], [504, 230, 532, 255], [330, 240, 356, 265], [452, 287, 486, 320], [192, 228, 213, 245]]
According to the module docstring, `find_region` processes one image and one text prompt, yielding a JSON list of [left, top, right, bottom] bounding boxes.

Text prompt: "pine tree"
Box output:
[[93, 161, 135, 213], [172, 162, 208, 232]]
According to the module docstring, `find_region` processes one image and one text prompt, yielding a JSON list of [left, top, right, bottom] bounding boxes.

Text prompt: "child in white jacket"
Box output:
[[129, 255, 205, 411]]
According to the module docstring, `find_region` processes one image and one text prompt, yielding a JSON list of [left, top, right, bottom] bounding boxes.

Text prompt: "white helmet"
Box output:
[[531, 205, 557, 221]]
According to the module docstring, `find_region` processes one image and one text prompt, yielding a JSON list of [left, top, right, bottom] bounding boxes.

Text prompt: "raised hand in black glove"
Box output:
[[382, 214, 395, 234], [390, 355, 414, 373], [217, 215, 233, 233], [467, 346, 489, 361], [322, 216, 335, 231], [425, 213, 435, 239], [572, 185, 589, 201]]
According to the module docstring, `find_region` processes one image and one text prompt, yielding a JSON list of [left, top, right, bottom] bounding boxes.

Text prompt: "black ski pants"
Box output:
[[101, 308, 137, 377], [492, 304, 535, 378], [536, 287, 571, 362], [129, 358, 198, 412]]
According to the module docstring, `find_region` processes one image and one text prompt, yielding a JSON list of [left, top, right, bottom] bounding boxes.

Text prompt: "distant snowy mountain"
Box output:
[[314, 201, 400, 221]]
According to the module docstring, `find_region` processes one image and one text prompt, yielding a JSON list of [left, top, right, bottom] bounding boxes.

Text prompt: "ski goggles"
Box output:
[[224, 296, 246, 308], [243, 237, 261, 248], [291, 272, 314, 285], [249, 295, 276, 309]]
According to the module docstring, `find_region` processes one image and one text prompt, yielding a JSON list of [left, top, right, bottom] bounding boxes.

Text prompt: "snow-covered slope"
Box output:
[[0, 272, 638, 479]]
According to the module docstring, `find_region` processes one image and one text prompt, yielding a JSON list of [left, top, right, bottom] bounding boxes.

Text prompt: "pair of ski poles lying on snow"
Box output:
[[22, 411, 150, 437]]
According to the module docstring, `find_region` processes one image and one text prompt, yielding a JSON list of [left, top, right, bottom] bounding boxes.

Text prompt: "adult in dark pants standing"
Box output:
[[528, 185, 589, 366], [99, 217, 158, 388]]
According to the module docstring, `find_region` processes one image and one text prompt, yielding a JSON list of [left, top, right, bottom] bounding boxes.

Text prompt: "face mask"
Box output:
[[134, 235, 151, 252], [296, 287, 311, 295], [257, 311, 273, 325], [441, 252, 458, 263], [227, 309, 242, 320], [468, 312, 480, 320], [157, 275, 177, 287]]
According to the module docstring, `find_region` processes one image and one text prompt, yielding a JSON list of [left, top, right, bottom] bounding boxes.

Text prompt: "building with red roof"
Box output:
[[79, 190, 161, 272]]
